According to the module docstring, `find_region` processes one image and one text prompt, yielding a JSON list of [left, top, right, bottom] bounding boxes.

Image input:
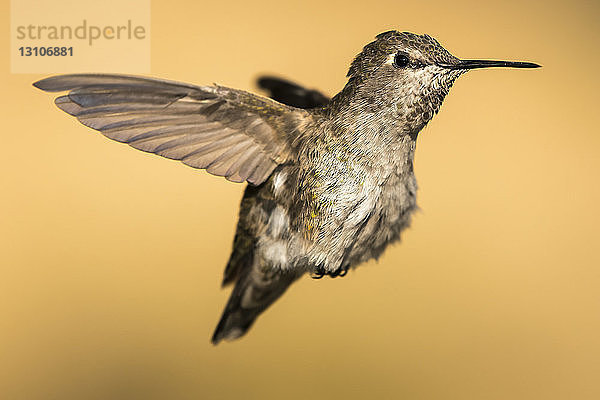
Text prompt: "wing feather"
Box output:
[[35, 74, 309, 185]]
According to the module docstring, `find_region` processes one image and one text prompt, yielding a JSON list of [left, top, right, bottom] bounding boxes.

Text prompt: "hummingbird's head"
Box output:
[[342, 31, 539, 135]]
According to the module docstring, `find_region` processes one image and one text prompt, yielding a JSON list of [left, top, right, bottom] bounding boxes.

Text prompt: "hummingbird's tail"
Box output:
[[211, 261, 302, 344]]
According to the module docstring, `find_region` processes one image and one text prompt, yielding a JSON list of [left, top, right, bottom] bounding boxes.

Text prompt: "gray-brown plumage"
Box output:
[[33, 31, 539, 344]]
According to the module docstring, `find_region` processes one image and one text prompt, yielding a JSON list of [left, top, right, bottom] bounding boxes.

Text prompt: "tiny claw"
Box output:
[[311, 265, 349, 279], [311, 266, 326, 279]]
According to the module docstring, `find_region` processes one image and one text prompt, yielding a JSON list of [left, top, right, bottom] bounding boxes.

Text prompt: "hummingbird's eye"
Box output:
[[393, 53, 410, 68]]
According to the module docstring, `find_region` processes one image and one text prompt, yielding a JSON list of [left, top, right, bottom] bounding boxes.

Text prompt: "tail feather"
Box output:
[[212, 77, 320, 344], [212, 262, 302, 344]]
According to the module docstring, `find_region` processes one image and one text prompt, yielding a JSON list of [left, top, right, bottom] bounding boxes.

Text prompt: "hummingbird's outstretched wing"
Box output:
[[257, 76, 330, 109], [34, 74, 309, 185]]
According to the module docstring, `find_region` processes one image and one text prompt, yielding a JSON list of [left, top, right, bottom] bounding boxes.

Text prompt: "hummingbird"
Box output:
[[33, 31, 540, 344]]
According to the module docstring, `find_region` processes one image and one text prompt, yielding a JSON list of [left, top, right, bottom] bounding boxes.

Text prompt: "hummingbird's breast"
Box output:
[[249, 114, 420, 274], [277, 123, 419, 272]]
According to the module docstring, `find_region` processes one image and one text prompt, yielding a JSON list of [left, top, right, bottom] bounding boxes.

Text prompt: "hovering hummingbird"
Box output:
[[33, 31, 540, 344]]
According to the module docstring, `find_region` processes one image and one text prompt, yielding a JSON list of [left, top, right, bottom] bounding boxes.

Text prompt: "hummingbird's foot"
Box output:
[[311, 265, 349, 279]]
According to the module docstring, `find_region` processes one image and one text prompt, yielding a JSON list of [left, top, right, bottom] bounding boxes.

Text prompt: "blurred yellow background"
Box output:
[[1, 0, 599, 399]]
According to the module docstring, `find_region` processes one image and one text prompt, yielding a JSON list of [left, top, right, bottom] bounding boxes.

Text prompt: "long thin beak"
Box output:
[[445, 59, 541, 70]]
